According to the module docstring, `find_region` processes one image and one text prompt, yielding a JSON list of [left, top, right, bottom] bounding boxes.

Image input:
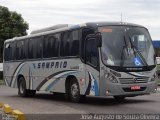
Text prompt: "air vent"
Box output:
[[119, 78, 148, 84]]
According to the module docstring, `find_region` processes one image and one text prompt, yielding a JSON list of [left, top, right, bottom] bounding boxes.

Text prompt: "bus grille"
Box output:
[[119, 78, 149, 84]]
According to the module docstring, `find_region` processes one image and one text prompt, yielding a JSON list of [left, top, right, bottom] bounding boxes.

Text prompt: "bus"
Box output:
[[3, 22, 157, 102]]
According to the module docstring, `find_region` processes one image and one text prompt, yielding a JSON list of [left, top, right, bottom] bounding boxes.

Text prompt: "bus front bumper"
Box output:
[[104, 81, 157, 97]]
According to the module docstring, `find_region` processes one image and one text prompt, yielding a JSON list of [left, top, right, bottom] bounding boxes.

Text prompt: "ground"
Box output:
[[0, 85, 160, 116]]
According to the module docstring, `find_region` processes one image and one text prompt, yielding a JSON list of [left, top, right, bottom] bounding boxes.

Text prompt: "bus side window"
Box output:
[[24, 39, 28, 59], [60, 31, 71, 57], [29, 37, 42, 59], [70, 30, 80, 56], [4, 42, 16, 61], [4, 43, 11, 61], [43, 34, 60, 58], [53, 34, 60, 57], [37, 37, 43, 58], [60, 30, 80, 57], [16, 40, 26, 60], [29, 38, 35, 59]]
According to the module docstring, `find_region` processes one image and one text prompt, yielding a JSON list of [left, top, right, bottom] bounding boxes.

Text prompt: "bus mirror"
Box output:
[[95, 32, 102, 47]]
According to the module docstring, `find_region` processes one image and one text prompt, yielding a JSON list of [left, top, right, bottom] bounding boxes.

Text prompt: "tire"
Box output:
[[114, 96, 126, 100], [18, 77, 28, 97], [68, 79, 81, 103], [18, 77, 36, 97]]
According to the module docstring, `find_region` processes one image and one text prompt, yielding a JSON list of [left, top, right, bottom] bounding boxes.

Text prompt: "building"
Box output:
[[153, 40, 160, 57]]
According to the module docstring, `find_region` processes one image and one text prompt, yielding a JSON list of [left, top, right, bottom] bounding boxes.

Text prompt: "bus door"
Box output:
[[84, 35, 100, 96]]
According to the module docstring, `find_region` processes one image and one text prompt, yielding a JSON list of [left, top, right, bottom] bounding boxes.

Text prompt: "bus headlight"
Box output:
[[150, 73, 157, 82], [150, 78, 155, 81], [105, 73, 118, 83]]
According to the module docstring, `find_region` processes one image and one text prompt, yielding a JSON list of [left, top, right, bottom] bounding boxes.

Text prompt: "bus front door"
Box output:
[[84, 37, 100, 96]]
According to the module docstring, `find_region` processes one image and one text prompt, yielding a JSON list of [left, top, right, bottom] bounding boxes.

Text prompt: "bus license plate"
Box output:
[[131, 86, 141, 90]]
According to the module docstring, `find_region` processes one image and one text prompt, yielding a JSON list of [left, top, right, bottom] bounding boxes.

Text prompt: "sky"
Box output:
[[0, 0, 160, 40]]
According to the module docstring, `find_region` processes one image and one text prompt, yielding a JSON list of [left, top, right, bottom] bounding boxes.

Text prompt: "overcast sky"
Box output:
[[0, 0, 160, 40]]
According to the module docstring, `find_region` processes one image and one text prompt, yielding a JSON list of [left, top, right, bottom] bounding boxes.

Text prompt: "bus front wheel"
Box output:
[[68, 79, 81, 103]]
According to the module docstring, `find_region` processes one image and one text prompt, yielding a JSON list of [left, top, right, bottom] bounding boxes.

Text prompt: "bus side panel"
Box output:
[[15, 62, 30, 89], [28, 58, 86, 94], [3, 61, 30, 88], [52, 64, 86, 94], [3, 62, 20, 87]]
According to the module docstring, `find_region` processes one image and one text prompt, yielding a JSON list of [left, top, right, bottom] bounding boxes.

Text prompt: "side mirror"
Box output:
[[95, 32, 102, 47]]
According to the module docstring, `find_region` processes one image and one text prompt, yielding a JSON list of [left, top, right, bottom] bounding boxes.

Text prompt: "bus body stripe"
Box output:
[[8, 62, 24, 87], [85, 72, 92, 95], [36, 70, 77, 90], [11, 63, 25, 87], [44, 71, 78, 91], [85, 72, 99, 96]]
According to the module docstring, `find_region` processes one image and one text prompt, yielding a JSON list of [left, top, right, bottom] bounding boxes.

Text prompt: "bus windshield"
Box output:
[[99, 26, 155, 67]]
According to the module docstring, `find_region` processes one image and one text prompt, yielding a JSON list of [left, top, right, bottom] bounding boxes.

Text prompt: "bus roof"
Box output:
[[5, 22, 145, 43], [85, 22, 144, 28]]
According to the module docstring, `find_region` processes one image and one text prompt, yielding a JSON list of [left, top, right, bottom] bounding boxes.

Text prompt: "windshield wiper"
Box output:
[[129, 37, 148, 66], [120, 36, 129, 66]]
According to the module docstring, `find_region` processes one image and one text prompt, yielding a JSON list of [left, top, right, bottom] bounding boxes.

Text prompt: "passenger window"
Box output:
[[4, 42, 17, 61], [16, 41, 25, 60], [43, 34, 60, 58], [24, 40, 28, 59], [70, 30, 79, 56], [28, 39, 36, 59], [29, 37, 42, 59], [60, 31, 71, 57], [4, 43, 12, 61]]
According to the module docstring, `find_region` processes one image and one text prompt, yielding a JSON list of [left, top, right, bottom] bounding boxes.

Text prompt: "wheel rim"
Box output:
[[19, 82, 24, 94], [71, 83, 79, 99]]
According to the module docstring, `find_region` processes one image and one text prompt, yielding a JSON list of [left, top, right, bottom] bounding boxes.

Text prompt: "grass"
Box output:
[[0, 80, 4, 85]]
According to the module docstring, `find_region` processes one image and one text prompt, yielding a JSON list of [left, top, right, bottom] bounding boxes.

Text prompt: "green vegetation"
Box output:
[[0, 6, 29, 61]]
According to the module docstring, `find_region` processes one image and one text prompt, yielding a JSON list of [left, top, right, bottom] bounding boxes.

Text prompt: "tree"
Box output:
[[0, 6, 29, 61]]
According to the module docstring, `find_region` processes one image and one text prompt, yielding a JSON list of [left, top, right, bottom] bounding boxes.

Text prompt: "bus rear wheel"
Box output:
[[18, 77, 36, 97]]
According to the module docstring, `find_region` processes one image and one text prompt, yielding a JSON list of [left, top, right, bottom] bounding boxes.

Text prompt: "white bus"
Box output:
[[3, 22, 157, 102]]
